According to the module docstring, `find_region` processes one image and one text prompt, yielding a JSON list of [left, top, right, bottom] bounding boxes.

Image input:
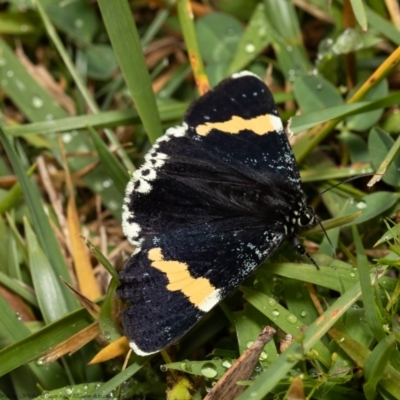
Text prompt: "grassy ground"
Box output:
[[0, 0, 400, 399]]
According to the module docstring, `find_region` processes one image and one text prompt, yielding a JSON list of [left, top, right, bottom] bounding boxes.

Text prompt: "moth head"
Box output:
[[298, 206, 315, 228]]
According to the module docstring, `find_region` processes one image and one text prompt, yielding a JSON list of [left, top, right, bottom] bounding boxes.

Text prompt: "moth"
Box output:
[[118, 71, 316, 355]]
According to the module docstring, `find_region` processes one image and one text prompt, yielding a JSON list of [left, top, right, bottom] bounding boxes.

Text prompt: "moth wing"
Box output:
[[118, 220, 284, 355]]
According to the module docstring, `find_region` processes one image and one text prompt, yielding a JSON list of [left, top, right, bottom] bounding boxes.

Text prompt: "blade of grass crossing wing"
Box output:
[[0, 127, 78, 311], [98, 0, 163, 143]]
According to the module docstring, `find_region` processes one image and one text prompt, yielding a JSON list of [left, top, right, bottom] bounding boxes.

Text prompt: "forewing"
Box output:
[[122, 73, 300, 248], [118, 220, 284, 355]]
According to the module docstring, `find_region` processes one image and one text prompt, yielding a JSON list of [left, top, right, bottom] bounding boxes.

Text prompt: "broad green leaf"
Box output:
[[345, 192, 398, 224], [292, 75, 343, 113], [228, 3, 271, 74], [346, 79, 388, 131]]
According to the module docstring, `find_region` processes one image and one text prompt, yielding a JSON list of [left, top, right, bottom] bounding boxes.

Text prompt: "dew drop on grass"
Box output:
[[31, 96, 44, 109], [201, 362, 218, 378], [221, 358, 232, 368], [245, 43, 255, 53], [286, 314, 298, 324]]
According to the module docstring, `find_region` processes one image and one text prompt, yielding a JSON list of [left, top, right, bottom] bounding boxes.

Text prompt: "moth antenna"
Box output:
[[315, 214, 336, 258], [318, 173, 381, 196]]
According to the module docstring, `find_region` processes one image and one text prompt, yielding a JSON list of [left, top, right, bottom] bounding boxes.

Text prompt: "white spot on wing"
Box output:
[[198, 289, 221, 312], [129, 341, 159, 356], [165, 123, 187, 138], [231, 71, 261, 80], [122, 221, 141, 240], [270, 114, 284, 133]]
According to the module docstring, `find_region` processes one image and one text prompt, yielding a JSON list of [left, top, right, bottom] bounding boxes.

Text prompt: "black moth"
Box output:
[[117, 71, 317, 356]]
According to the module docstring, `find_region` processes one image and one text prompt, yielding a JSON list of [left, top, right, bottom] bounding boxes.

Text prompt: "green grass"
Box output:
[[0, 1, 400, 399]]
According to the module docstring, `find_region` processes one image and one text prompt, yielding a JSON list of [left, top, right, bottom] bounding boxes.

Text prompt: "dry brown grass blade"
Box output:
[[204, 326, 276, 400], [39, 322, 101, 364], [60, 277, 100, 319], [58, 136, 102, 300], [88, 336, 130, 364]]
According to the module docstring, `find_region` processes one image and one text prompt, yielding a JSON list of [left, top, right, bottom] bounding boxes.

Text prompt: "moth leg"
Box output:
[[291, 236, 320, 270]]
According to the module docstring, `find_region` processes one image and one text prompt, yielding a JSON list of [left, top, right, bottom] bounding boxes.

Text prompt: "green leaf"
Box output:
[[228, 3, 271, 74], [353, 226, 386, 341], [24, 217, 69, 324], [0, 126, 78, 311], [98, 0, 163, 143], [87, 126, 129, 197], [237, 275, 370, 399], [99, 279, 121, 343], [292, 75, 343, 113], [41, 0, 99, 43], [368, 127, 400, 187], [363, 334, 396, 399], [349, 0, 368, 31], [85, 44, 118, 80], [345, 192, 398, 224], [346, 79, 388, 132]]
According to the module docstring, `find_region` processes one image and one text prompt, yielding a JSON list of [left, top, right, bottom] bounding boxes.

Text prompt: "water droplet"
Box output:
[[308, 368, 319, 378], [221, 358, 232, 368], [102, 179, 113, 188], [350, 272, 356, 278], [286, 314, 298, 324], [245, 43, 256, 53], [31, 96, 44, 108], [20, 24, 28, 32], [108, 200, 119, 210], [247, 341, 255, 348], [356, 200, 367, 209], [62, 133, 73, 143], [316, 84, 322, 90], [272, 309, 280, 317], [75, 19, 84, 28], [103, 331, 111, 340], [258, 26, 266, 37], [259, 351, 268, 361], [6, 70, 14, 77], [15, 79, 25, 91], [300, 310, 307, 318], [65, 387, 74, 395], [36, 359, 43, 366], [339, 337, 345, 343], [286, 45, 293, 52], [201, 362, 218, 378], [180, 360, 192, 372], [46, 113, 54, 120], [268, 298, 277, 307], [332, 28, 363, 55], [160, 364, 167, 372], [15, 312, 21, 320]]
